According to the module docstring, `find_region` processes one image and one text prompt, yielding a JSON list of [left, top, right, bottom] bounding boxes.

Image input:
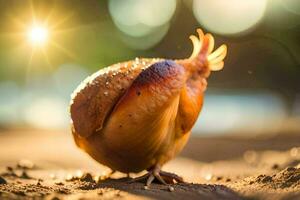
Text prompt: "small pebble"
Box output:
[[261, 176, 272, 183], [13, 191, 25, 196], [55, 182, 64, 185], [6, 166, 13, 172], [204, 173, 212, 181], [272, 164, 279, 170], [17, 159, 34, 169], [143, 186, 149, 190], [75, 170, 83, 177], [50, 174, 56, 180], [56, 188, 70, 194], [286, 167, 296, 172], [80, 173, 95, 183], [0, 176, 7, 184], [20, 171, 31, 179], [168, 186, 174, 192], [290, 147, 299, 157], [115, 192, 122, 197]]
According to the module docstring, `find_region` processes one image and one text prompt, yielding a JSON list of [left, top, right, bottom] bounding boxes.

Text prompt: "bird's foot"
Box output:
[[159, 171, 184, 184], [129, 166, 185, 191]]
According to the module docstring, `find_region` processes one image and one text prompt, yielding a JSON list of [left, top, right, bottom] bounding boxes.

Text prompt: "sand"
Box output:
[[0, 129, 299, 200]]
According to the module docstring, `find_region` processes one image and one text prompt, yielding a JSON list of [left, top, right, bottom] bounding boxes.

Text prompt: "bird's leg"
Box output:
[[129, 165, 185, 191]]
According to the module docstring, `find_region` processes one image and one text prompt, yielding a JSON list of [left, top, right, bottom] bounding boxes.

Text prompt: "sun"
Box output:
[[27, 25, 49, 46], [9, 2, 77, 68]]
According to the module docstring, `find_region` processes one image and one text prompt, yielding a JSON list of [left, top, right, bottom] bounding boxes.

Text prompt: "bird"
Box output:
[[69, 29, 227, 189]]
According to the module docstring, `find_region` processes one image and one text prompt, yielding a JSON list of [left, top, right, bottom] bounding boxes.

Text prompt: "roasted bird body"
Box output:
[[70, 29, 227, 187]]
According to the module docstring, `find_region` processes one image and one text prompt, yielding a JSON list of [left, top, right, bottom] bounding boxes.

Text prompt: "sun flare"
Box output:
[[27, 25, 49, 46]]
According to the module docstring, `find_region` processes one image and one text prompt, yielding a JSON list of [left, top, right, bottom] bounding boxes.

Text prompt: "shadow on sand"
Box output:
[[98, 178, 245, 200]]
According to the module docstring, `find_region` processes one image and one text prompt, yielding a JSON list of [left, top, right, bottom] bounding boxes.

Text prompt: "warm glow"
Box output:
[[193, 0, 267, 35], [27, 25, 48, 45]]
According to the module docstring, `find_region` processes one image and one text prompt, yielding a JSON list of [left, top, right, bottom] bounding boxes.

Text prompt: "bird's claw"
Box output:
[[129, 166, 185, 191], [160, 171, 184, 183]]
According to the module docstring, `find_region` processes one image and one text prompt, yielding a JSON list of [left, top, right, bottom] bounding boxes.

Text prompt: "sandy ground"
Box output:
[[0, 129, 299, 200]]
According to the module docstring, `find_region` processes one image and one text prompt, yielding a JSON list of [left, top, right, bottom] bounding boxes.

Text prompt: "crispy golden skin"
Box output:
[[70, 29, 227, 174]]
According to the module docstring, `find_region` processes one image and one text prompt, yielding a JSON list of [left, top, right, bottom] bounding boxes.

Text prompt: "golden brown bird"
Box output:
[[69, 29, 227, 188]]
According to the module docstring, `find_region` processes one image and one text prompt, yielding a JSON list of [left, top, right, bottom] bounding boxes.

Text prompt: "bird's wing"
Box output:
[[70, 58, 158, 138], [99, 60, 187, 168]]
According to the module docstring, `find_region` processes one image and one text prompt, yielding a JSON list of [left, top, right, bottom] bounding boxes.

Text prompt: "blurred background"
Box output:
[[0, 0, 299, 137]]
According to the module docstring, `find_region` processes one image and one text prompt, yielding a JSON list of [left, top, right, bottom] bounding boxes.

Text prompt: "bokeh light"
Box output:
[[280, 0, 300, 15], [265, 0, 300, 29], [109, 0, 176, 28], [0, 0, 299, 135], [53, 63, 90, 98], [109, 0, 176, 49], [193, 91, 287, 135], [23, 96, 67, 129], [15, 63, 90, 130], [119, 23, 170, 50], [0, 82, 22, 126], [193, 0, 267, 35], [27, 25, 49, 46]]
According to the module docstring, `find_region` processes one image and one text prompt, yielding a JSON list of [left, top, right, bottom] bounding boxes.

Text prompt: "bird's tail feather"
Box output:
[[188, 29, 227, 71]]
